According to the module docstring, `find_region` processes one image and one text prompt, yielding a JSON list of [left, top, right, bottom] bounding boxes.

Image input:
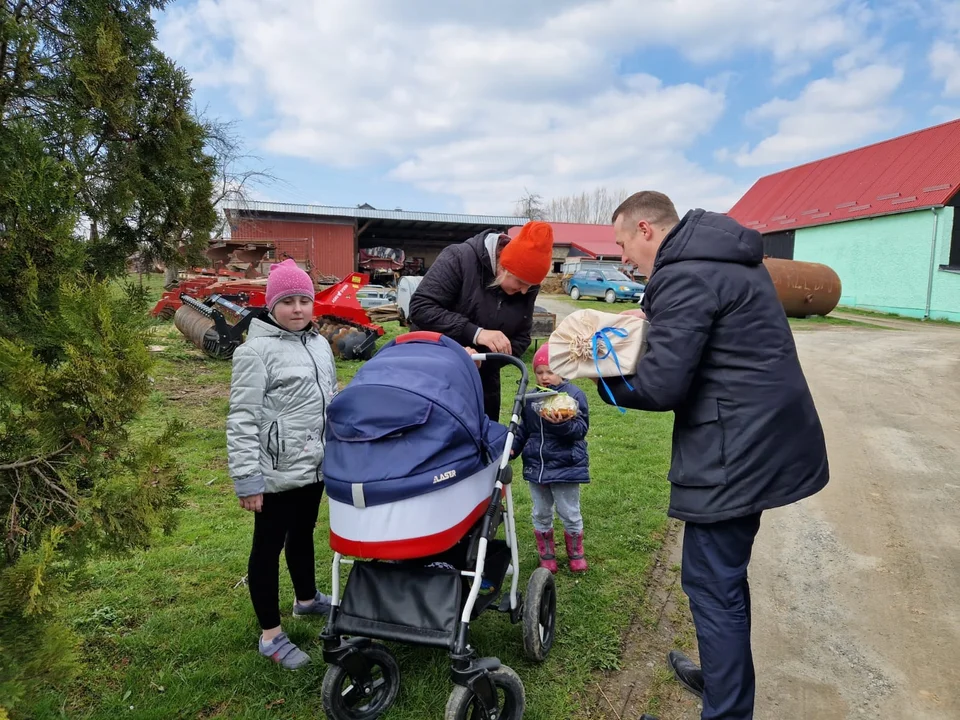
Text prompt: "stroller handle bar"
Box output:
[[469, 352, 527, 383]]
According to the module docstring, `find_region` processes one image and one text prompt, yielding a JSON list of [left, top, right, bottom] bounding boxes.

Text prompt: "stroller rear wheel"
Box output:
[[321, 642, 400, 720], [523, 567, 557, 662], [444, 665, 525, 720]]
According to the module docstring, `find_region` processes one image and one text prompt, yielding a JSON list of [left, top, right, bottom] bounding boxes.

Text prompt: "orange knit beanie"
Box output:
[[499, 221, 554, 286]]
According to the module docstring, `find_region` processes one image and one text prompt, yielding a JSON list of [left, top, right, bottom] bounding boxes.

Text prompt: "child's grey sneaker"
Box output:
[[292, 590, 332, 618], [259, 632, 310, 669]]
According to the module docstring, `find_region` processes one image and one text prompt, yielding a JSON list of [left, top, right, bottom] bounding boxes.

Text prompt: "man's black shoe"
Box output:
[[639, 715, 660, 719], [667, 649, 704, 698]]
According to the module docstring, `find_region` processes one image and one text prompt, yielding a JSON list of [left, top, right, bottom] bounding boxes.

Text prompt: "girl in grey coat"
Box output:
[[226, 259, 339, 669]]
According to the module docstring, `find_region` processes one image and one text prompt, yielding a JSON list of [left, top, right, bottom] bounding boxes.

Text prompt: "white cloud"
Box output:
[[542, 0, 863, 65], [730, 64, 905, 167], [891, 2, 960, 98], [930, 41, 960, 97], [930, 105, 960, 123], [156, 0, 872, 213], [832, 37, 887, 73], [389, 76, 744, 214], [918, 0, 960, 36], [771, 62, 814, 86]]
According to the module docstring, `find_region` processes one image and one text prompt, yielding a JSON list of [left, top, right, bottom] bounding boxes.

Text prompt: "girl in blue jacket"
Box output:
[[512, 343, 590, 573]]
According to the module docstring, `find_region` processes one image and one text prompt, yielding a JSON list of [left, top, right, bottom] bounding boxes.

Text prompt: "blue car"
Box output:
[[568, 269, 645, 303]]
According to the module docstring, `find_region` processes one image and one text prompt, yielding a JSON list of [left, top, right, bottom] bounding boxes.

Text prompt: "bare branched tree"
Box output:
[[513, 188, 547, 221], [544, 187, 630, 224], [203, 116, 279, 235]]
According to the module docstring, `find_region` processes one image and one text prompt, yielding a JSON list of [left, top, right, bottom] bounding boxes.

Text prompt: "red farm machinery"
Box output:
[[151, 272, 385, 361]]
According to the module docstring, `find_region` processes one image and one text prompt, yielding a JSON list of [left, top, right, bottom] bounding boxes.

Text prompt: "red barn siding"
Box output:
[[232, 218, 356, 279], [273, 239, 310, 264]]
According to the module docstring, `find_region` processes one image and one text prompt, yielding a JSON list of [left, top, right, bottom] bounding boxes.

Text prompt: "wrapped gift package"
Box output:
[[532, 392, 580, 421], [547, 309, 649, 380]]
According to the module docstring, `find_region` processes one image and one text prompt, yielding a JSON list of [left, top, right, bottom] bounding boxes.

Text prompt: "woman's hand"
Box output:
[[239, 494, 263, 512], [464, 346, 482, 368], [476, 329, 512, 354], [620, 308, 646, 319]]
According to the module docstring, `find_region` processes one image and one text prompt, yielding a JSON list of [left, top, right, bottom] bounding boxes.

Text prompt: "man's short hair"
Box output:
[[611, 191, 680, 227]]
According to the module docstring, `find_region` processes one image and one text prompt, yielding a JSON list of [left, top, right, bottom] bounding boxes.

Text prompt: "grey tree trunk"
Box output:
[[164, 263, 179, 288]]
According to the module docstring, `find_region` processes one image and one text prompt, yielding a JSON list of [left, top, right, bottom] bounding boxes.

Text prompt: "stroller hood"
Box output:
[[323, 332, 508, 508]]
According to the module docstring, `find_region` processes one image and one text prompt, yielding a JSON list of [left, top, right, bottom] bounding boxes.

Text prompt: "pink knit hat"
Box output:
[[533, 343, 551, 370], [265, 258, 315, 311]]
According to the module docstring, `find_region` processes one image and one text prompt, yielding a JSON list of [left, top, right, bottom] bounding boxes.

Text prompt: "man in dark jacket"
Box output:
[[408, 221, 554, 421], [599, 191, 829, 720]]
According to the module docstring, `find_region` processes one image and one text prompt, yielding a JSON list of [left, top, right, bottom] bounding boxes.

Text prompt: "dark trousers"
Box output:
[[248, 482, 324, 630], [681, 512, 762, 720], [481, 370, 501, 422]]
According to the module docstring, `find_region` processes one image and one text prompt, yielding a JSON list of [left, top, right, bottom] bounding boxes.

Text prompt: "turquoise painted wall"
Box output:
[[793, 207, 960, 321]]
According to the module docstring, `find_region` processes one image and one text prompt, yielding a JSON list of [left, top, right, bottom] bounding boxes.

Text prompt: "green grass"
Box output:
[[835, 305, 958, 326], [548, 294, 642, 313], [787, 315, 873, 329], [24, 319, 673, 720]]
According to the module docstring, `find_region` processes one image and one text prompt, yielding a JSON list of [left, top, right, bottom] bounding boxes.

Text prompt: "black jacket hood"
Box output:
[[653, 209, 764, 274], [463, 228, 506, 284]]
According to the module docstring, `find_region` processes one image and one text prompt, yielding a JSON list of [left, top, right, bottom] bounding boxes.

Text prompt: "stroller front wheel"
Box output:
[[523, 567, 557, 662], [444, 665, 525, 720], [321, 642, 400, 720]]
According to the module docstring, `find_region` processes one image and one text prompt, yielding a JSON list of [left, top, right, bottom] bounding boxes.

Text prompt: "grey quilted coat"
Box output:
[[226, 317, 339, 498]]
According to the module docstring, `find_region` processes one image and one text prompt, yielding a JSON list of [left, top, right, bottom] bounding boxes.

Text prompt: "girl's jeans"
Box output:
[[528, 482, 583, 534]]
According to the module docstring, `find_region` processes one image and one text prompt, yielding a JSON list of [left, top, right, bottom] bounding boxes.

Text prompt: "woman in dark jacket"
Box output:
[[511, 344, 590, 573], [408, 221, 554, 421]]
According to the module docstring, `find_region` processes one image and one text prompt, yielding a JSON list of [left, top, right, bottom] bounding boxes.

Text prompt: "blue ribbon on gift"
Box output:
[[592, 326, 635, 414]]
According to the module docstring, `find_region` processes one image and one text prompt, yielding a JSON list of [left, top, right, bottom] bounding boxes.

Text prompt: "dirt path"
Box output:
[[750, 322, 960, 718], [829, 309, 957, 331], [537, 295, 575, 323], [593, 321, 960, 719]]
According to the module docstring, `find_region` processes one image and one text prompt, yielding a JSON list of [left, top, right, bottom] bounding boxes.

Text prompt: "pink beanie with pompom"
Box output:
[[533, 343, 551, 370], [265, 258, 315, 311]]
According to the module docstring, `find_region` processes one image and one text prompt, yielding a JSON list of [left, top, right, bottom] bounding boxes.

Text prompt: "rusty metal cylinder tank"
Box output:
[[762, 258, 842, 317]]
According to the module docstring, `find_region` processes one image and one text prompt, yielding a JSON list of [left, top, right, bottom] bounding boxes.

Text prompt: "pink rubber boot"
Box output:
[[564, 531, 588, 573], [534, 529, 558, 574]]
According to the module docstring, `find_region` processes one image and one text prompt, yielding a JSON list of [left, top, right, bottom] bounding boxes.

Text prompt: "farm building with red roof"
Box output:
[[728, 118, 960, 321]]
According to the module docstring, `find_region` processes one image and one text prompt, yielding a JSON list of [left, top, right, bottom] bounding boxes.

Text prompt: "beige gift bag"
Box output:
[[547, 309, 649, 380]]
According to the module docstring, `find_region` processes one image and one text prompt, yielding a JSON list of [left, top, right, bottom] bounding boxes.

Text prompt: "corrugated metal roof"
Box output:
[[727, 118, 960, 234], [221, 199, 525, 226], [508, 222, 622, 258]]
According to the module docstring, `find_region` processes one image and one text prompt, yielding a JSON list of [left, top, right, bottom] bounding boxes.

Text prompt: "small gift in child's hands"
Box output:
[[533, 392, 580, 422], [547, 309, 649, 381]]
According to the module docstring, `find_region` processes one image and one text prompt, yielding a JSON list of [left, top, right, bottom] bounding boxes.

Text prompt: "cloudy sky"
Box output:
[[156, 0, 960, 217]]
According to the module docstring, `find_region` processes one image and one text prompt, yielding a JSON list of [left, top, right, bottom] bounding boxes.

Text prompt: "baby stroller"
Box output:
[[319, 331, 558, 720]]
